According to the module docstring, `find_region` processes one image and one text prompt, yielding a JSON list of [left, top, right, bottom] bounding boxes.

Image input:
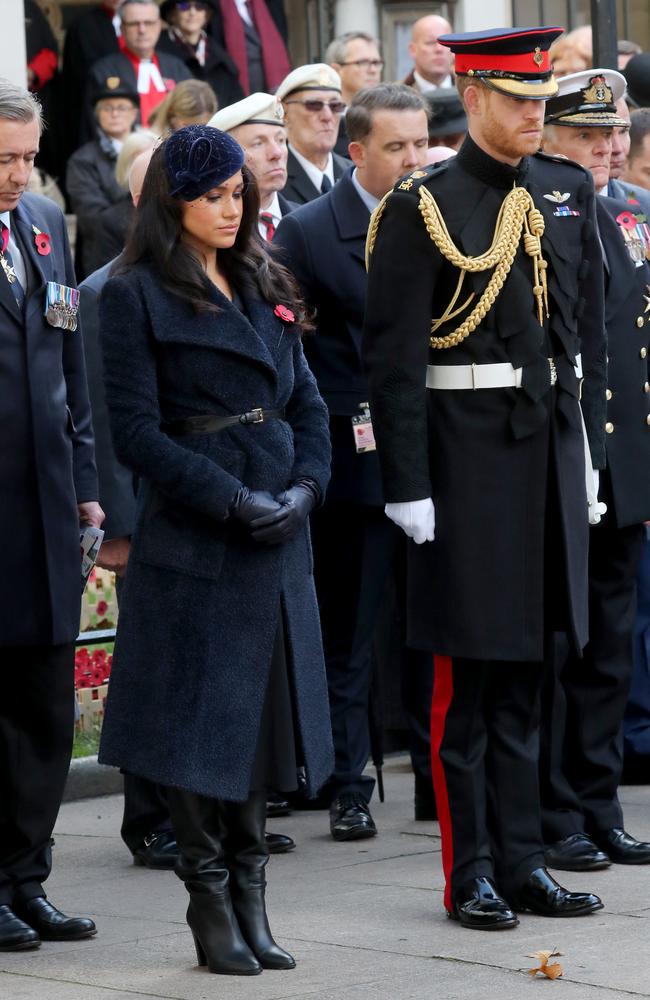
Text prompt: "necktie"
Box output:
[[0, 223, 25, 309], [259, 212, 275, 241], [320, 174, 332, 194]]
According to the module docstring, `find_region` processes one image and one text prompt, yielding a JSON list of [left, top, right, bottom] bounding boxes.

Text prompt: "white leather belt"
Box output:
[[426, 354, 582, 391]]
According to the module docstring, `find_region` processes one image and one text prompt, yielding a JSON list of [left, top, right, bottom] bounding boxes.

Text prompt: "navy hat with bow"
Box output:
[[164, 124, 245, 201]]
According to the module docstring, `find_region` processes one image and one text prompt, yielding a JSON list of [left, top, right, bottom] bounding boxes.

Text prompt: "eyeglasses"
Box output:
[[121, 18, 160, 27], [99, 102, 136, 114], [284, 99, 346, 114], [339, 59, 384, 69], [174, 1, 208, 10]]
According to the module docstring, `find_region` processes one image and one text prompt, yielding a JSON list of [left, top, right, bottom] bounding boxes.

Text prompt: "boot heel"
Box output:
[[192, 932, 207, 967]]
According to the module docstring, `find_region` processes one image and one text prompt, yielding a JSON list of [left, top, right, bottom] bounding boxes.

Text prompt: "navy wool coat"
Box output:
[[97, 263, 334, 801]]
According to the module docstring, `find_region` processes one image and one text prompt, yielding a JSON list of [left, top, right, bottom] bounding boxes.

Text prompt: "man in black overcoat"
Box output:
[[276, 64, 350, 205], [363, 27, 607, 930], [0, 80, 102, 950], [540, 69, 650, 871], [275, 84, 434, 841]]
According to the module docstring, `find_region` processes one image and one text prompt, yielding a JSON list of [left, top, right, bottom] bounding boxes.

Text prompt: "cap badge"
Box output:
[[543, 191, 570, 204], [106, 76, 120, 90], [582, 75, 613, 106], [533, 47, 543, 66], [274, 100, 284, 120]]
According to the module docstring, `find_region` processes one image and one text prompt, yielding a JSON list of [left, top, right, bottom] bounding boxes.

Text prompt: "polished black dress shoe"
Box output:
[[512, 868, 603, 917], [0, 905, 40, 951], [414, 775, 437, 821], [266, 793, 292, 818], [330, 793, 377, 842], [14, 897, 97, 941], [133, 829, 179, 869], [544, 832, 611, 871], [591, 827, 650, 864], [448, 877, 518, 930], [265, 832, 295, 854]]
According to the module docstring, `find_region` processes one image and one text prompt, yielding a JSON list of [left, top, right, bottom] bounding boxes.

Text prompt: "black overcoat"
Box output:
[[97, 264, 334, 800], [0, 193, 97, 646], [156, 29, 244, 109], [597, 196, 650, 528], [275, 168, 384, 505], [281, 148, 350, 206], [363, 139, 607, 662]]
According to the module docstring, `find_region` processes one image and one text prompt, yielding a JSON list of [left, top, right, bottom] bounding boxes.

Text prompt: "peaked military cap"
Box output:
[[439, 25, 563, 99], [545, 68, 628, 127], [209, 92, 285, 132]]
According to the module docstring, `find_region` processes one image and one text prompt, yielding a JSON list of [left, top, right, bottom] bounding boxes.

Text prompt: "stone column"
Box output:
[[0, 0, 27, 87], [335, 0, 379, 37]]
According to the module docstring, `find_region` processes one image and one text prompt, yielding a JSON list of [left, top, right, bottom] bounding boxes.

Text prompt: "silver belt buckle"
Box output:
[[240, 407, 264, 425], [548, 357, 558, 387]]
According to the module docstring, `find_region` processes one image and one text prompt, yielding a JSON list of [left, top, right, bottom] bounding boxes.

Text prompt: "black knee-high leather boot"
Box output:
[[222, 791, 296, 970], [166, 788, 262, 976]]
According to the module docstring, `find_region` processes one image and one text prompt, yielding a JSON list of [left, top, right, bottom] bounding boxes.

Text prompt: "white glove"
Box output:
[[385, 499, 435, 544], [588, 469, 607, 526]]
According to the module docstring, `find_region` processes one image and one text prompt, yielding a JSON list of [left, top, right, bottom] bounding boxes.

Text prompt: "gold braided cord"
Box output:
[[418, 185, 549, 349], [365, 191, 391, 271]]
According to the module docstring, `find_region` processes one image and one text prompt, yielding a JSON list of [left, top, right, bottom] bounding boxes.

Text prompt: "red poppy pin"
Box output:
[[274, 304, 295, 323], [32, 225, 51, 256], [616, 210, 638, 230]]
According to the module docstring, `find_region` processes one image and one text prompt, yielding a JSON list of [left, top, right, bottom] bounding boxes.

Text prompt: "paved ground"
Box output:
[[2, 756, 650, 1000]]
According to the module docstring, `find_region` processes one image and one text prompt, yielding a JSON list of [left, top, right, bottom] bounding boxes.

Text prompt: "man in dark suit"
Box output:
[[363, 27, 607, 928], [276, 64, 350, 205], [540, 69, 650, 871], [0, 80, 102, 950], [210, 91, 296, 241], [84, 0, 191, 140], [401, 14, 454, 94], [275, 83, 432, 841]]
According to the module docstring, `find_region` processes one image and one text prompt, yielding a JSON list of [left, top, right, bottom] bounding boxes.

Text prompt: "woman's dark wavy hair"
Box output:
[[116, 143, 311, 330]]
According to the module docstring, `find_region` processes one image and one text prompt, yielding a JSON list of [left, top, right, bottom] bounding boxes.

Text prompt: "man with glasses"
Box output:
[[276, 64, 350, 205], [85, 0, 190, 138], [326, 32, 384, 157]]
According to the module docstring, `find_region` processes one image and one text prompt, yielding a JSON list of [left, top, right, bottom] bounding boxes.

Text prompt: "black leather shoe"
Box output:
[[266, 793, 292, 818], [591, 827, 650, 864], [265, 832, 295, 854], [448, 877, 518, 930], [414, 775, 437, 821], [133, 829, 179, 869], [14, 897, 96, 941], [544, 832, 611, 871], [0, 905, 40, 951], [330, 794, 377, 841], [513, 868, 603, 917]]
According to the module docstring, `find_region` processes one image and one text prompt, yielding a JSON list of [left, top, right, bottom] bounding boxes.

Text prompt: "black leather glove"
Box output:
[[250, 480, 320, 544], [228, 486, 284, 529]]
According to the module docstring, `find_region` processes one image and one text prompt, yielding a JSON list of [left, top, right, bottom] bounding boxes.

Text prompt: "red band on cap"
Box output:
[[455, 50, 550, 75]]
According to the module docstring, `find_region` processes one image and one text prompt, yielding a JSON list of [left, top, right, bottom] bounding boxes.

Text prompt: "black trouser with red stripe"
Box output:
[[431, 655, 546, 912]]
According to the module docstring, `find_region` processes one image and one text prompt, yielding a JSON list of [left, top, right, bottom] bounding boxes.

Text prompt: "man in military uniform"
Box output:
[[363, 26, 606, 929], [540, 69, 650, 871]]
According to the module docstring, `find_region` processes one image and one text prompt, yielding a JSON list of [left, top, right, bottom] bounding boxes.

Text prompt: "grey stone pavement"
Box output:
[[2, 755, 650, 1000]]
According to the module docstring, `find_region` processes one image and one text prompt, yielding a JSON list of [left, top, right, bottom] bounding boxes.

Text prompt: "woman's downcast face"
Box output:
[[180, 170, 244, 252]]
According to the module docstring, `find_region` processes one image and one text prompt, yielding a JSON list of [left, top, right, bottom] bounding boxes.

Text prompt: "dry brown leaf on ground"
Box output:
[[527, 948, 564, 979]]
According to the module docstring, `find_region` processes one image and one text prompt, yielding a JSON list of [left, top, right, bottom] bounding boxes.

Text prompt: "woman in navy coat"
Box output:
[[98, 125, 333, 976]]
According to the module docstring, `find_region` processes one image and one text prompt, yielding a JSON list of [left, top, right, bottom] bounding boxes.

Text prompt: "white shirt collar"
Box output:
[[289, 144, 334, 193], [234, 0, 252, 25], [262, 191, 282, 224], [351, 169, 379, 214], [0, 210, 11, 232], [413, 70, 452, 93]]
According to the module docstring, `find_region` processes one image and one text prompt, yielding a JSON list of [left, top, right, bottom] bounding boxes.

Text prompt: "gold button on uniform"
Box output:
[[645, 382, 650, 393], [606, 388, 612, 400], [641, 347, 648, 359], [637, 316, 645, 328], [606, 422, 614, 434], [647, 414, 650, 426]]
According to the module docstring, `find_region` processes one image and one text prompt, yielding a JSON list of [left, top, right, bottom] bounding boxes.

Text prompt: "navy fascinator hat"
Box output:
[[164, 124, 245, 201]]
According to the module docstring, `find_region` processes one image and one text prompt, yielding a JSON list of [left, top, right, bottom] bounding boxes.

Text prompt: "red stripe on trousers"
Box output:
[[431, 654, 454, 912]]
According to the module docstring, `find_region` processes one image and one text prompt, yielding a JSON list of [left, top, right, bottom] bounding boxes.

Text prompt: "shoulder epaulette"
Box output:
[[391, 160, 450, 196], [534, 149, 590, 178]]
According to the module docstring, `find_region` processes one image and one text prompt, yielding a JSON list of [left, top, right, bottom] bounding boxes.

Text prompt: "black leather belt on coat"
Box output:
[[164, 408, 285, 436]]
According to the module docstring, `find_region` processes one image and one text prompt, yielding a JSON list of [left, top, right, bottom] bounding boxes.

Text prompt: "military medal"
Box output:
[[0, 253, 17, 284], [616, 209, 648, 266], [44, 280, 80, 332]]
